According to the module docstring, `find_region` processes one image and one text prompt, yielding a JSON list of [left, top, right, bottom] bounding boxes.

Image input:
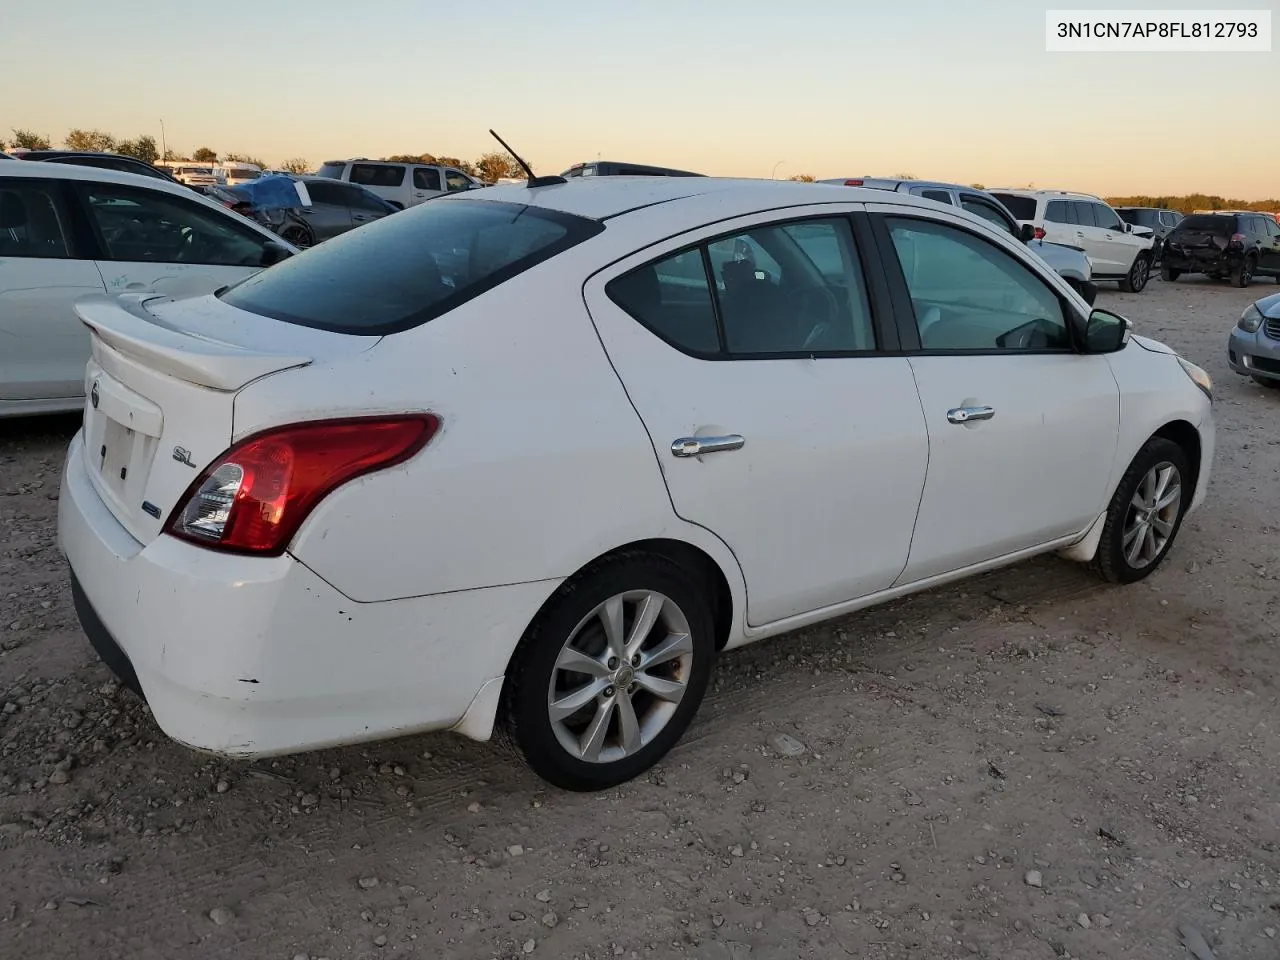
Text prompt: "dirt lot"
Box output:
[[1, 276, 1278, 960]]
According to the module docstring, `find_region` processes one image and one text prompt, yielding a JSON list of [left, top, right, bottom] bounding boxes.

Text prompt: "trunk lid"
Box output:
[[1167, 216, 1232, 254], [75, 292, 378, 545]]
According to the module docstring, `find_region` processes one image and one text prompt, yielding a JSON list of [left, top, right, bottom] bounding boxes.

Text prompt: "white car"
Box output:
[[990, 189, 1156, 293], [58, 177, 1215, 791], [313, 159, 484, 209], [0, 162, 295, 417]]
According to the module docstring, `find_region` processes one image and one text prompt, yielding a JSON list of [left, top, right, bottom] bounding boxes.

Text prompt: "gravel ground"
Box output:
[[1, 275, 1279, 960]]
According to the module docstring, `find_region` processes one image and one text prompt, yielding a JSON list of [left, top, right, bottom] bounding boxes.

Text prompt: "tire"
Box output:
[[1232, 255, 1255, 288], [1119, 252, 1151, 293], [279, 225, 313, 249], [1161, 264, 1181, 282], [1253, 375, 1280, 390], [1092, 437, 1192, 585], [502, 552, 716, 791]]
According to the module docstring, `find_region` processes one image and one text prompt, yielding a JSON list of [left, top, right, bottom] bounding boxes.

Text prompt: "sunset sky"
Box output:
[[4, 0, 1276, 198]]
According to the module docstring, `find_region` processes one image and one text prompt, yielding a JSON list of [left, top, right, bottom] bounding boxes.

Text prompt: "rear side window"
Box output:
[[990, 193, 1036, 220], [0, 180, 74, 258], [350, 163, 405, 187], [315, 162, 347, 180], [220, 199, 602, 335]]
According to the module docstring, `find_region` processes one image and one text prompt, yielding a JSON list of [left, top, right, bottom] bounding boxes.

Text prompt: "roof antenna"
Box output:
[[489, 129, 566, 188]]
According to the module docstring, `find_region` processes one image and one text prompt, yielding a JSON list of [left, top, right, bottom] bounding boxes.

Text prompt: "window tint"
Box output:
[[1263, 218, 1280, 238], [1070, 201, 1096, 227], [315, 162, 346, 180], [82, 184, 271, 266], [886, 217, 1069, 352], [413, 167, 441, 191], [1092, 204, 1122, 231], [608, 249, 720, 353], [303, 180, 342, 206], [350, 163, 405, 188], [989, 193, 1036, 220], [220, 199, 601, 334], [959, 196, 1015, 235], [920, 189, 953, 205], [347, 186, 392, 213], [444, 170, 473, 192], [1045, 200, 1073, 225], [0, 181, 73, 258]]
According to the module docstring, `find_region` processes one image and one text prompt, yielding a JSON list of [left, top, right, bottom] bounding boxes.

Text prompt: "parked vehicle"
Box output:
[[230, 175, 397, 248], [1115, 206, 1182, 260], [215, 161, 262, 186], [58, 178, 1214, 790], [16, 150, 180, 184], [561, 161, 705, 178], [990, 189, 1155, 292], [820, 177, 1097, 303], [1161, 212, 1280, 287], [314, 158, 483, 209], [1228, 292, 1280, 389], [0, 162, 295, 417], [153, 162, 222, 186]]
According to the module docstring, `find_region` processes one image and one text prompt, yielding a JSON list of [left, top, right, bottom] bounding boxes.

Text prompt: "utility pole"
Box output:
[[159, 119, 167, 162]]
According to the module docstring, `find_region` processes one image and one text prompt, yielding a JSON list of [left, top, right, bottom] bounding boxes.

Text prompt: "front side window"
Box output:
[[1092, 204, 1122, 231], [1070, 201, 1096, 227], [608, 217, 876, 356], [0, 180, 73, 258], [220, 199, 602, 334], [960, 195, 1016, 235], [413, 167, 441, 191], [82, 184, 271, 266], [886, 217, 1069, 352], [350, 163, 405, 188], [347, 186, 393, 213], [444, 170, 473, 192]]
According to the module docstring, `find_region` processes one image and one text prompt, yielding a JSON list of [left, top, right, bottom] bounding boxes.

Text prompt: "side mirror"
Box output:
[[1122, 222, 1133, 234], [1083, 308, 1130, 353], [261, 240, 293, 266], [1019, 223, 1036, 244]]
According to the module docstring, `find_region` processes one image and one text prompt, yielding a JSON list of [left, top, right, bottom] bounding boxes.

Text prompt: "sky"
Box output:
[[2, 0, 1277, 199]]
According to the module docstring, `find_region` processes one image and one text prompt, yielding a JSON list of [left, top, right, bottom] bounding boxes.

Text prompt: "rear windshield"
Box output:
[[1177, 214, 1233, 234], [990, 193, 1036, 220], [220, 199, 603, 335], [1118, 208, 1156, 226], [315, 162, 346, 180]]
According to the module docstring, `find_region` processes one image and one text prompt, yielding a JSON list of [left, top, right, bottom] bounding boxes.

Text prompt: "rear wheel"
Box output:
[[1232, 255, 1255, 287], [280, 225, 313, 249], [1253, 375, 1280, 390], [1119, 252, 1151, 292], [503, 552, 716, 791], [1092, 437, 1191, 584], [1161, 264, 1181, 282]]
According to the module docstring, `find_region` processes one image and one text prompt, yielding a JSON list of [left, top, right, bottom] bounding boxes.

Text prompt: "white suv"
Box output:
[[314, 159, 484, 209], [990, 190, 1155, 293]]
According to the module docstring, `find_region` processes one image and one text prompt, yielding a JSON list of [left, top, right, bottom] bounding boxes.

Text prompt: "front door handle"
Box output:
[[671, 435, 745, 458], [947, 406, 995, 424]]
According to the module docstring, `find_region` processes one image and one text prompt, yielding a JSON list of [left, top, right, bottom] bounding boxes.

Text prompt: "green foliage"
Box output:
[[280, 157, 311, 174], [115, 135, 158, 164], [191, 146, 217, 162], [1105, 193, 1280, 214], [475, 151, 521, 182], [65, 128, 116, 152], [10, 129, 51, 150]]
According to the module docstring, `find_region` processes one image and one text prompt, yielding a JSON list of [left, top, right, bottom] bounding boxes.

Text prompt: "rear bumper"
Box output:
[[1164, 249, 1237, 274], [58, 431, 555, 757]]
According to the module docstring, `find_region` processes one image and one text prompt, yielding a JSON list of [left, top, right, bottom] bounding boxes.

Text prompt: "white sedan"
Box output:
[[0, 161, 294, 417], [57, 177, 1215, 790]]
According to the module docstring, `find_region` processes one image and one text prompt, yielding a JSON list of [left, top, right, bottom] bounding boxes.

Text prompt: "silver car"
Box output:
[[819, 177, 1097, 304], [1228, 292, 1280, 390]]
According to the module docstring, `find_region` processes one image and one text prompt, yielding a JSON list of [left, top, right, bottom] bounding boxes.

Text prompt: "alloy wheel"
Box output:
[[1121, 461, 1181, 569], [547, 591, 694, 764]]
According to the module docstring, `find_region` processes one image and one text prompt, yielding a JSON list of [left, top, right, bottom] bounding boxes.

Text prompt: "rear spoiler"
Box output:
[[76, 293, 312, 392]]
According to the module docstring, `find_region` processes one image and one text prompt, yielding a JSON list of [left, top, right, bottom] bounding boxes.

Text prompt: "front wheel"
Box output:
[[1092, 437, 1192, 584], [503, 552, 716, 791], [1161, 264, 1181, 282], [1119, 252, 1151, 292], [1232, 255, 1255, 288]]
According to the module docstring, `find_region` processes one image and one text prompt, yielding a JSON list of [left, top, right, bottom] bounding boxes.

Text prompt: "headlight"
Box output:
[[1177, 356, 1213, 401], [1237, 303, 1263, 333]]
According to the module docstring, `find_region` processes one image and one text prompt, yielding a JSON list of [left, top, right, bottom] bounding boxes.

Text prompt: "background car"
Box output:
[[1116, 206, 1182, 261], [228, 175, 398, 248], [0, 162, 295, 417], [58, 178, 1213, 792], [314, 158, 483, 209], [561, 161, 705, 178], [820, 177, 1097, 303], [1228, 292, 1280, 389], [991, 189, 1155, 292], [16, 150, 180, 184], [1161, 212, 1280, 287]]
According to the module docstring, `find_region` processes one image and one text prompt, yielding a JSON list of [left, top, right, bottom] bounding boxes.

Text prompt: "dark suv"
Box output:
[[1115, 206, 1182, 261], [1162, 213, 1280, 287]]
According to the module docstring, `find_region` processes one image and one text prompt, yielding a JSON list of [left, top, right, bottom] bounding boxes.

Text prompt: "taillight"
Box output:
[[165, 415, 438, 555], [1229, 232, 1246, 248], [1033, 226, 1046, 240], [843, 179, 864, 186]]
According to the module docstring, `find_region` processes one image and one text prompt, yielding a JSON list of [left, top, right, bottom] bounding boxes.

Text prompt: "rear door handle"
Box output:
[[671, 435, 745, 458], [947, 406, 995, 424]]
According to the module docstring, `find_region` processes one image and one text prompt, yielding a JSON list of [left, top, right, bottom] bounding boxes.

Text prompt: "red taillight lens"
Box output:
[[165, 415, 438, 555], [843, 179, 864, 186], [1229, 232, 1246, 247], [1033, 226, 1046, 240]]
